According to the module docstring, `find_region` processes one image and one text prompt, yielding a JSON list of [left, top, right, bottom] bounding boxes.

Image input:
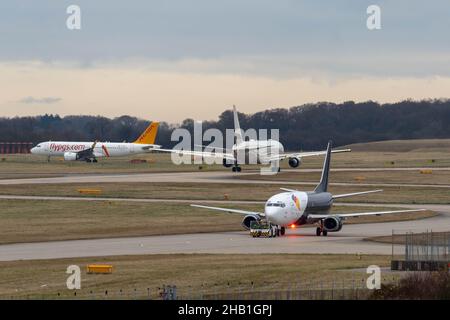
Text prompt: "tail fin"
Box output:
[[314, 141, 332, 193], [233, 105, 243, 145], [134, 122, 159, 144]]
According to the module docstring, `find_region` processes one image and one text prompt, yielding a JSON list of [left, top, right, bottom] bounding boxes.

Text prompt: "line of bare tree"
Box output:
[[1, 99, 449, 150]]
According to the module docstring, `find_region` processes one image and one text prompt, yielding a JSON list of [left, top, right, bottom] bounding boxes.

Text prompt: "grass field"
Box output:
[[1, 139, 450, 179], [0, 199, 435, 244], [237, 170, 450, 185], [0, 253, 394, 299], [366, 231, 449, 245], [0, 181, 449, 204], [343, 139, 450, 152]]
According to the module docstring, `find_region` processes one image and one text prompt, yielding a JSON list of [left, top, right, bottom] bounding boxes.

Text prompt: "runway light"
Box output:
[[290, 224, 295, 229]]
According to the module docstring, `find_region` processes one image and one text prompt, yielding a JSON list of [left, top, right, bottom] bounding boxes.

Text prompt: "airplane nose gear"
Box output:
[[316, 220, 328, 237]]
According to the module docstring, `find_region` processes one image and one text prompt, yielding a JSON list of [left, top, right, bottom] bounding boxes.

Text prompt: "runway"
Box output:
[[0, 168, 449, 261], [0, 169, 449, 189], [0, 203, 448, 261]]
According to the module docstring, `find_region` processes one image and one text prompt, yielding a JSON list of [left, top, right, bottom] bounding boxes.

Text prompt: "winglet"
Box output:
[[233, 105, 243, 145], [314, 141, 332, 193], [134, 122, 159, 144]]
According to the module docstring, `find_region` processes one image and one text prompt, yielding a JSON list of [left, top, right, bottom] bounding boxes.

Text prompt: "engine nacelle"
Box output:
[[241, 215, 259, 230], [288, 157, 301, 168], [223, 158, 233, 168], [323, 216, 343, 232], [64, 152, 78, 161]]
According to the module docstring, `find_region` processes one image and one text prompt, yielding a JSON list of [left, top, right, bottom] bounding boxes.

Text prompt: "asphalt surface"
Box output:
[[0, 169, 449, 189], [0, 169, 449, 261], [0, 202, 448, 261]]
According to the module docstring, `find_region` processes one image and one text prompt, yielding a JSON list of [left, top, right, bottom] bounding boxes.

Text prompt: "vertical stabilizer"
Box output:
[[134, 122, 159, 144], [233, 105, 243, 145], [314, 141, 332, 193]]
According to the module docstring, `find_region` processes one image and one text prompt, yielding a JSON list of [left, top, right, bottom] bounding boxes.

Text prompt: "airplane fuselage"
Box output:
[[264, 191, 333, 227], [232, 139, 284, 165], [31, 141, 157, 158]]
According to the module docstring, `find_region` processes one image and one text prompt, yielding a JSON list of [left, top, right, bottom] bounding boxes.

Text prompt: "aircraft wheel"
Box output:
[[236, 167, 241, 172], [232, 167, 236, 172], [322, 230, 328, 237], [280, 227, 285, 236], [316, 227, 322, 236], [93, 159, 98, 163], [85, 159, 92, 163]]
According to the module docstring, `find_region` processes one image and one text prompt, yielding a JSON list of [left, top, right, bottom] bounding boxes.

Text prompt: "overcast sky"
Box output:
[[1, 0, 449, 121]]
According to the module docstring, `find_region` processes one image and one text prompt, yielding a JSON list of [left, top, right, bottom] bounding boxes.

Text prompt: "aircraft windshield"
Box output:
[[266, 202, 285, 208]]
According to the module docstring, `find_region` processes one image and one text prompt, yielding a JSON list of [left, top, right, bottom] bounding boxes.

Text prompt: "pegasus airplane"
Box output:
[[192, 141, 425, 237], [159, 106, 350, 172], [31, 122, 160, 162]]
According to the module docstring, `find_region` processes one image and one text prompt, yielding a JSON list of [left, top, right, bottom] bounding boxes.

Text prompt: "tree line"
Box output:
[[1, 99, 449, 150]]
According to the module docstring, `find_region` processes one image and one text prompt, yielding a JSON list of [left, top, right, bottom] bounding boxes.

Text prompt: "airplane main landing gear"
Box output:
[[316, 221, 328, 237], [280, 226, 285, 236], [232, 166, 241, 172]]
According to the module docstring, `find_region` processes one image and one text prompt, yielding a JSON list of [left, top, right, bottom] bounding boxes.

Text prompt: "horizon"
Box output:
[[1, 98, 448, 124]]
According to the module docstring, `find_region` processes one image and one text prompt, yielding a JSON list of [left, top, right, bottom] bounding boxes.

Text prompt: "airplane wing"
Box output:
[[280, 189, 383, 199], [74, 141, 97, 160], [307, 209, 426, 219], [140, 144, 162, 150], [190, 204, 265, 217], [157, 148, 236, 161], [266, 148, 351, 162], [194, 144, 232, 153], [332, 189, 383, 199]]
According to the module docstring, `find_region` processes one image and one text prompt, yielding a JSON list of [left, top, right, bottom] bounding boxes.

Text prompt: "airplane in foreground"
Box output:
[[31, 122, 160, 162], [192, 141, 425, 237], [159, 106, 350, 172]]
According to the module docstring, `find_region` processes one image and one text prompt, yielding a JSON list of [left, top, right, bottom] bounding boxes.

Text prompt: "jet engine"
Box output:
[[241, 215, 260, 230], [288, 157, 301, 168], [323, 216, 343, 232], [223, 158, 233, 168], [64, 152, 78, 161]]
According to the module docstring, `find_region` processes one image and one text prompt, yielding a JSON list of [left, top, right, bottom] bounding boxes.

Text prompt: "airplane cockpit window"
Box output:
[[266, 202, 285, 208]]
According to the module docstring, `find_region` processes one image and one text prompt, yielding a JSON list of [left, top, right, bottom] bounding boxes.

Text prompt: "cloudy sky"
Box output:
[[0, 0, 449, 121]]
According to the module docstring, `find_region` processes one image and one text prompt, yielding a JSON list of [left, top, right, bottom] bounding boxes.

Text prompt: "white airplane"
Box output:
[[159, 106, 350, 172], [192, 141, 425, 237], [31, 122, 160, 162]]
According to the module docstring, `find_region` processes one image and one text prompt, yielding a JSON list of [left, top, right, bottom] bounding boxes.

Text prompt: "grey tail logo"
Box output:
[[314, 141, 332, 193]]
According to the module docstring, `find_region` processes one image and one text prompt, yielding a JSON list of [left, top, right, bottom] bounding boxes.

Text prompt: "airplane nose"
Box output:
[[30, 147, 36, 154], [264, 207, 279, 219]]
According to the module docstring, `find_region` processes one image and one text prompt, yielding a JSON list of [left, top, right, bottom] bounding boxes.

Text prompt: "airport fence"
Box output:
[[391, 230, 450, 271], [8, 275, 400, 300]]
